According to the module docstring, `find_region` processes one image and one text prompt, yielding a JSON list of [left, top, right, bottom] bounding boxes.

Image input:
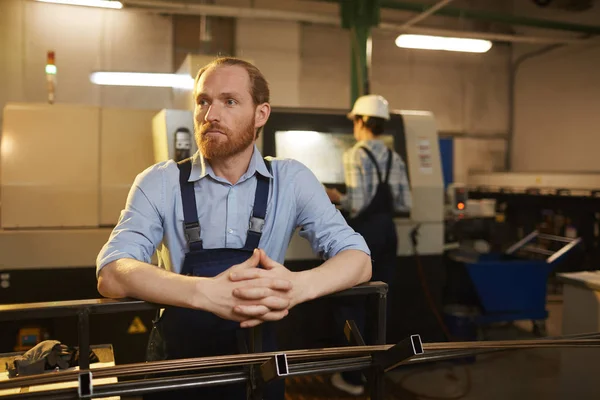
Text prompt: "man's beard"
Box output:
[[195, 116, 255, 160]]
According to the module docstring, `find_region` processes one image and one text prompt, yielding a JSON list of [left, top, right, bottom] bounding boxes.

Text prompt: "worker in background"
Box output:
[[326, 94, 412, 396], [96, 57, 372, 400]]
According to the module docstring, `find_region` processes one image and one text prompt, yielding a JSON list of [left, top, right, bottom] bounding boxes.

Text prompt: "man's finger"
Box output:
[[231, 277, 293, 295], [258, 248, 282, 270], [261, 309, 289, 321], [234, 295, 288, 313], [269, 279, 292, 291], [240, 319, 263, 328], [233, 295, 290, 311], [232, 249, 261, 271], [233, 304, 270, 317], [240, 310, 289, 328], [233, 287, 273, 300], [230, 270, 293, 292], [259, 296, 290, 310], [230, 267, 267, 281]]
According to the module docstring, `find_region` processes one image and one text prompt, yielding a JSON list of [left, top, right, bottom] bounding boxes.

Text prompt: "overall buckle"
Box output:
[[249, 217, 265, 234], [184, 222, 202, 243]]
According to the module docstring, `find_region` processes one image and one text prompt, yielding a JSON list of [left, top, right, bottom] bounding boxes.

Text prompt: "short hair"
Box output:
[[194, 57, 270, 138], [355, 115, 386, 135]]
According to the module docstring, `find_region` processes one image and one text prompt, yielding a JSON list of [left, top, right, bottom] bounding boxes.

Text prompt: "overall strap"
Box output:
[[384, 148, 393, 184], [177, 158, 203, 251], [244, 158, 272, 250], [360, 146, 383, 184]]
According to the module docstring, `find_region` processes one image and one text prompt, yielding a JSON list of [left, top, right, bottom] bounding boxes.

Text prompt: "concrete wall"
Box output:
[[512, 42, 600, 172], [511, 1, 600, 172]]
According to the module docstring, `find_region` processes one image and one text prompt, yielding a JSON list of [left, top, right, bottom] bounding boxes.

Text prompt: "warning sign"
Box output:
[[127, 316, 148, 334], [417, 137, 433, 174]]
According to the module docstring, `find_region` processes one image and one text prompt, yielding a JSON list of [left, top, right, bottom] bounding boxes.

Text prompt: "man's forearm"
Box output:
[[97, 258, 206, 309], [297, 249, 372, 303]]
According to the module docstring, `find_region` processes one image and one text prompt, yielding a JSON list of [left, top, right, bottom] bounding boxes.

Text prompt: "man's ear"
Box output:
[[254, 102, 271, 130]]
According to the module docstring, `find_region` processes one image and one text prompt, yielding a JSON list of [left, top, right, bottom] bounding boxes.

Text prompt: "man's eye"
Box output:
[[226, 99, 237, 106], [198, 99, 209, 106]]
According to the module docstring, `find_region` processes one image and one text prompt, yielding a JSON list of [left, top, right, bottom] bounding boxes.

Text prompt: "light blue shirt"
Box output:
[[96, 145, 370, 276]]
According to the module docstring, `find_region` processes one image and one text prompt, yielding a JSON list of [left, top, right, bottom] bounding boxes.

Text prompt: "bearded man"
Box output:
[[96, 57, 372, 399]]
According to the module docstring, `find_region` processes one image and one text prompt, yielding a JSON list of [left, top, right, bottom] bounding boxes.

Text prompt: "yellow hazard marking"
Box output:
[[127, 316, 147, 334]]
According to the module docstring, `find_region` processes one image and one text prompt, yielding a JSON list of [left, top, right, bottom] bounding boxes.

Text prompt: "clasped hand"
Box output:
[[205, 248, 301, 328]]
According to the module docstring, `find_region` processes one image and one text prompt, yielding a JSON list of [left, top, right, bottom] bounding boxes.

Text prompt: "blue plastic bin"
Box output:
[[464, 256, 552, 323], [461, 231, 581, 325]]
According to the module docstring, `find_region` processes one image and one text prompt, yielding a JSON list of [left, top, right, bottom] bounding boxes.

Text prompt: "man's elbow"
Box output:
[[97, 261, 126, 299], [358, 252, 372, 283]]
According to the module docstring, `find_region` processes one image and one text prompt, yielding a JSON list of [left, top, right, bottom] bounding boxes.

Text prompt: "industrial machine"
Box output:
[[466, 172, 599, 272], [0, 102, 159, 363], [446, 183, 468, 216], [152, 109, 198, 163]]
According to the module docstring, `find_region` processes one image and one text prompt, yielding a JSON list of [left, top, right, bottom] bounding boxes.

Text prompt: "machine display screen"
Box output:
[[275, 130, 394, 184]]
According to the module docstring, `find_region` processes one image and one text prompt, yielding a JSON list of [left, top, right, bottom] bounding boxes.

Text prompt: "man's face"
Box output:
[[193, 65, 257, 159]]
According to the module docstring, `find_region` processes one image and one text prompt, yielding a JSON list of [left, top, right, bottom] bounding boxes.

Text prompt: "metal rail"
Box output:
[[3, 335, 600, 392], [0, 282, 390, 398], [0, 282, 388, 322]]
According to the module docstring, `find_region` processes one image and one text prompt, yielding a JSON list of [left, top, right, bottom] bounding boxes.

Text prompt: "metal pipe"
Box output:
[[0, 357, 374, 399], [287, 356, 373, 377], [4, 336, 600, 391], [119, 0, 588, 45], [379, 0, 600, 35], [94, 371, 248, 398], [437, 131, 508, 140], [123, 0, 340, 24], [400, 0, 455, 29]]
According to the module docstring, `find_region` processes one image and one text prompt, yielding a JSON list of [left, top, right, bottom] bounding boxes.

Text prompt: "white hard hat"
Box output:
[[347, 94, 390, 121]]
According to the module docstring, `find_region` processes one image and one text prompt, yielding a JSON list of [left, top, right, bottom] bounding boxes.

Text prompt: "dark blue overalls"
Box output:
[[348, 146, 397, 286], [145, 157, 284, 400]]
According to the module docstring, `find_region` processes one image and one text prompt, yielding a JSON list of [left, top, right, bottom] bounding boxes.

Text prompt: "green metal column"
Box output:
[[340, 0, 381, 106]]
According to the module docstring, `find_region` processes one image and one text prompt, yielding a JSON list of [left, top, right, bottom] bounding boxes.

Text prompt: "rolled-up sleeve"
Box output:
[[96, 164, 166, 277], [292, 161, 370, 260]]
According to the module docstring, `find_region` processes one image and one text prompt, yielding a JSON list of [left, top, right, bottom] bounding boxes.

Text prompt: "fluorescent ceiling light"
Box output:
[[395, 34, 492, 53], [35, 0, 123, 9], [90, 72, 194, 89]]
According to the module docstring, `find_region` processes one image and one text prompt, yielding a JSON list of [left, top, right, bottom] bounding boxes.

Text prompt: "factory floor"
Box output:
[[285, 294, 565, 400], [383, 295, 565, 400]]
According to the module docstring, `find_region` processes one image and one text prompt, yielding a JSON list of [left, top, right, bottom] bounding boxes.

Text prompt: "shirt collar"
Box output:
[[188, 145, 273, 183], [354, 139, 386, 150]]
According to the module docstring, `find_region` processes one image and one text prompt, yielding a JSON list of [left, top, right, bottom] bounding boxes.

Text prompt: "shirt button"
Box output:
[[228, 228, 233, 234]]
